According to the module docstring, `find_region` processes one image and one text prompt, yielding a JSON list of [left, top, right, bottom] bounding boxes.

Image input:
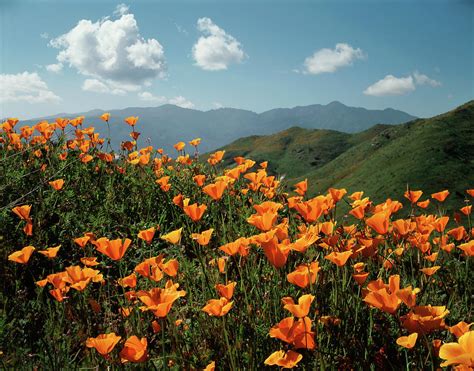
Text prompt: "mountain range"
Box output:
[[217, 100, 474, 210], [20, 101, 416, 153]]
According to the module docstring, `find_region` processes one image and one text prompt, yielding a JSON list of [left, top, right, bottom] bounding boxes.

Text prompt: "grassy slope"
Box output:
[[218, 101, 474, 210]]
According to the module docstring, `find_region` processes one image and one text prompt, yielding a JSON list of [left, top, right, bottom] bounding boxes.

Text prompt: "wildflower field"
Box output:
[[0, 115, 472, 370]]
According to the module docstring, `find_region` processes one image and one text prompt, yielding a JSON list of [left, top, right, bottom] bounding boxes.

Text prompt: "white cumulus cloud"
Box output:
[[303, 43, 365, 74], [0, 72, 61, 103], [192, 17, 246, 71], [114, 3, 129, 16], [138, 92, 194, 109], [413, 71, 441, 87], [49, 8, 166, 93], [364, 75, 415, 96], [46, 63, 63, 73], [364, 71, 441, 96], [82, 79, 126, 95]]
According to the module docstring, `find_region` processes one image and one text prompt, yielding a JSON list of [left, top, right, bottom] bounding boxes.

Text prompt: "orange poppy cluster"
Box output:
[[3, 114, 473, 369]]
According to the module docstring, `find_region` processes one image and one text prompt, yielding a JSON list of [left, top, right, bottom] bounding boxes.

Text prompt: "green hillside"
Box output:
[[218, 101, 474, 209]]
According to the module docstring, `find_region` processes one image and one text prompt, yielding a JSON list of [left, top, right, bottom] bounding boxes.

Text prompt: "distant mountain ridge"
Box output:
[[20, 101, 416, 152]]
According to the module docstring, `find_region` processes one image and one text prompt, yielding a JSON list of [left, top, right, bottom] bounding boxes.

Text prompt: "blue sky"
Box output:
[[0, 0, 472, 119]]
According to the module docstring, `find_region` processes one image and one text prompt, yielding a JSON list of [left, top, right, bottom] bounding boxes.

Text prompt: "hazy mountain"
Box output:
[[21, 101, 416, 153], [217, 100, 474, 210]]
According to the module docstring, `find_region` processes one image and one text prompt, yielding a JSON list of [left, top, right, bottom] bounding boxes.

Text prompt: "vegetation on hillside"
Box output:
[[0, 114, 472, 369], [218, 101, 474, 212]]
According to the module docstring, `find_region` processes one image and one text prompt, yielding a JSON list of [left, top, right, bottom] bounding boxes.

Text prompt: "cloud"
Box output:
[[82, 79, 126, 95], [49, 8, 166, 92], [192, 17, 246, 71], [46, 63, 63, 73], [169, 96, 195, 109], [413, 71, 441, 87], [364, 75, 415, 96], [138, 92, 195, 109], [40, 32, 49, 39], [303, 43, 365, 75], [0, 72, 61, 103], [114, 3, 129, 16], [364, 72, 441, 96], [212, 101, 224, 109], [138, 91, 167, 104]]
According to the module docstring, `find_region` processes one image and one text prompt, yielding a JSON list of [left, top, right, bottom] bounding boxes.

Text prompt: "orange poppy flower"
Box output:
[[191, 229, 214, 246], [217, 257, 226, 273], [135, 260, 163, 282], [293, 196, 326, 223], [328, 187, 347, 203], [100, 113, 110, 122], [189, 138, 201, 147], [81, 257, 99, 266], [324, 250, 352, 267], [447, 226, 467, 241], [282, 294, 314, 318], [353, 272, 370, 285], [366, 211, 390, 235], [207, 150, 225, 165], [138, 227, 156, 244], [433, 216, 449, 233], [247, 211, 278, 231], [120, 336, 148, 363], [124, 116, 138, 127], [173, 141, 185, 151], [404, 190, 423, 204], [349, 205, 366, 220], [460, 205, 472, 216], [287, 262, 320, 288], [458, 241, 474, 256], [86, 333, 121, 356], [96, 238, 132, 261], [118, 273, 137, 288], [203, 180, 228, 201], [264, 350, 302, 369], [160, 258, 179, 277], [401, 305, 449, 334], [49, 288, 69, 302], [449, 322, 473, 338], [270, 316, 315, 350], [362, 275, 414, 314], [202, 297, 233, 316], [420, 266, 441, 276], [183, 203, 207, 222], [152, 320, 161, 333], [439, 330, 474, 368], [38, 245, 61, 259], [294, 179, 307, 196], [161, 228, 182, 244], [136, 282, 186, 317], [219, 237, 250, 256], [291, 228, 319, 253], [431, 190, 450, 202], [215, 281, 237, 300], [12, 204, 31, 221], [193, 174, 206, 187], [8, 246, 35, 264], [203, 361, 215, 371], [396, 333, 418, 349], [415, 199, 430, 208], [49, 179, 64, 191], [261, 237, 291, 268], [173, 193, 184, 208]]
